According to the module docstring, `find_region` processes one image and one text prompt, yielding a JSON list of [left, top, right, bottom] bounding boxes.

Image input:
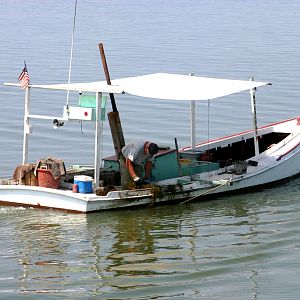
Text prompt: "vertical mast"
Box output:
[[22, 87, 31, 164], [189, 73, 196, 150], [94, 92, 102, 187], [250, 76, 259, 156], [190, 100, 196, 150]]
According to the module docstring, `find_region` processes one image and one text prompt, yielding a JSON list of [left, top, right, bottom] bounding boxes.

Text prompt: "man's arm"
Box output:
[[144, 160, 152, 179], [125, 158, 139, 181]]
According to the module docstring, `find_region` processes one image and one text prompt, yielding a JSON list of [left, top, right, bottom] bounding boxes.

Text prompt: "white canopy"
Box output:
[[111, 73, 270, 100], [5, 72, 270, 101]]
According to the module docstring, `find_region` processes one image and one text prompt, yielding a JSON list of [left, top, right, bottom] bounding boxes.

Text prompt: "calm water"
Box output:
[[0, 0, 300, 298]]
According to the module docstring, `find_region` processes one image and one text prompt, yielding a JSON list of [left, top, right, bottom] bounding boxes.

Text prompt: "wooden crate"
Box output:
[[22, 170, 38, 186]]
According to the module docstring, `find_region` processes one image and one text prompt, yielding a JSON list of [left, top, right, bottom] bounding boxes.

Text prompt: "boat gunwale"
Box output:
[[180, 116, 299, 152]]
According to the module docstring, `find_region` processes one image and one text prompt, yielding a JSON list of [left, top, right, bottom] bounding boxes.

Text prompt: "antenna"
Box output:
[[66, 0, 78, 107]]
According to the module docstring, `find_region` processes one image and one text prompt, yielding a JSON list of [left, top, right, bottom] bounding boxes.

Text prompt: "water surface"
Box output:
[[0, 0, 300, 298]]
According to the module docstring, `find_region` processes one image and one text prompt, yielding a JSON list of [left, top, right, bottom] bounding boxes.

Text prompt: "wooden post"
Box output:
[[99, 43, 117, 112], [108, 111, 125, 157], [98, 43, 125, 158]]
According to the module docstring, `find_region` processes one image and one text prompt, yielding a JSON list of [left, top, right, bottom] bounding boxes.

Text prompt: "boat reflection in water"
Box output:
[[11, 194, 270, 298]]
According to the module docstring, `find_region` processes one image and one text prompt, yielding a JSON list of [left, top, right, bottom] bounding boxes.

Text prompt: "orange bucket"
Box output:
[[37, 169, 61, 189]]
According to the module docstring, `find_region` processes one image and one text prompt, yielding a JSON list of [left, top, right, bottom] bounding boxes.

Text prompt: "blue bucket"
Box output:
[[74, 175, 93, 193]]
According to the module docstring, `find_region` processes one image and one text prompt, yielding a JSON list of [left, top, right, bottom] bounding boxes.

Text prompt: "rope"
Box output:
[[66, 0, 78, 107], [179, 181, 228, 205]]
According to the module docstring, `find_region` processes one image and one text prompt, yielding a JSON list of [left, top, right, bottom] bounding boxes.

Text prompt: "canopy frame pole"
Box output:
[[22, 87, 31, 164], [189, 73, 196, 150], [190, 100, 196, 150], [250, 76, 259, 156], [94, 92, 102, 188]]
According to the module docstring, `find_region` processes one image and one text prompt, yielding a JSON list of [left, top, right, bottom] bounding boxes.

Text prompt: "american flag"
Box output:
[[18, 65, 30, 89]]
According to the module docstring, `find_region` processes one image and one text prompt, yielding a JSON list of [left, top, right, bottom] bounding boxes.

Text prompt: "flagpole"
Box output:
[[18, 60, 31, 163], [22, 86, 30, 164]]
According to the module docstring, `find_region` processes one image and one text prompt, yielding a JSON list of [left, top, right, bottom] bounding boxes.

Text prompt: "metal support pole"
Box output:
[[190, 100, 196, 150], [189, 73, 196, 150], [250, 76, 259, 156], [94, 92, 102, 187], [22, 87, 31, 164]]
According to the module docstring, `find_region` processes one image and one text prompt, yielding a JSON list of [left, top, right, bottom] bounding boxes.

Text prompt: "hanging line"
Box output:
[[66, 0, 78, 107]]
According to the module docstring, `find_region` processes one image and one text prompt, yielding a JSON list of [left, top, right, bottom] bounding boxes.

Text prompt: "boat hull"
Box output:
[[1, 117, 300, 212], [0, 149, 299, 213]]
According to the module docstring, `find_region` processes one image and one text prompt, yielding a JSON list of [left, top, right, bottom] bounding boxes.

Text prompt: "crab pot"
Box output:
[[23, 170, 38, 186], [37, 169, 61, 189]]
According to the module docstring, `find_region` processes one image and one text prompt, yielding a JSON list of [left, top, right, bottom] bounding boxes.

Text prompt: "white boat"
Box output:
[[2, 71, 300, 213]]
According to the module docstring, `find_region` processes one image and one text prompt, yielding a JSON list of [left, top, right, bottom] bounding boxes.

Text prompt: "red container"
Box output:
[[37, 169, 61, 189], [72, 183, 78, 193]]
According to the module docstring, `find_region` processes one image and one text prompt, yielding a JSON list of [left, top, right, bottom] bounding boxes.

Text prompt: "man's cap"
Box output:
[[148, 143, 159, 156]]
